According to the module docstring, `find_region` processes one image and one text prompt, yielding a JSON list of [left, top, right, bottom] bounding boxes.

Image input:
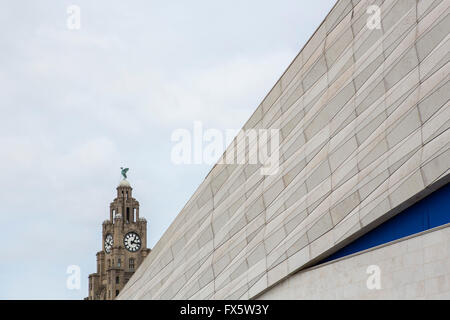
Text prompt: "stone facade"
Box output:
[[257, 224, 450, 299], [118, 0, 450, 300], [87, 180, 150, 300]]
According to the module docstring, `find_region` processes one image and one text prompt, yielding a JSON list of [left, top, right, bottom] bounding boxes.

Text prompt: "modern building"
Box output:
[[86, 179, 150, 300], [117, 0, 450, 299]]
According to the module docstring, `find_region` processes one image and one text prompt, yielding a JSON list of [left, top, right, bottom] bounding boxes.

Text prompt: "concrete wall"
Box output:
[[258, 224, 450, 299], [118, 0, 450, 300]]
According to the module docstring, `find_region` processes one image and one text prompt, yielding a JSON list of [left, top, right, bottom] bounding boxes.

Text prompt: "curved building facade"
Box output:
[[118, 0, 450, 299]]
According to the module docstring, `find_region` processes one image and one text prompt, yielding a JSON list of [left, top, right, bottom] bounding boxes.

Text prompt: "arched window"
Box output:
[[126, 207, 130, 223]]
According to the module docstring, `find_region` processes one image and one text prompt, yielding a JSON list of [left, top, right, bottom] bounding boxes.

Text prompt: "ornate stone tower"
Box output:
[[87, 171, 150, 300]]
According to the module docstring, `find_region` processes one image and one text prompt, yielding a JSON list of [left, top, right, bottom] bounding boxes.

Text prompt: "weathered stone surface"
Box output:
[[258, 226, 450, 299], [118, 0, 450, 300]]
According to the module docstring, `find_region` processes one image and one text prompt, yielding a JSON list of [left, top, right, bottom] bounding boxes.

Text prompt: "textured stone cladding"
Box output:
[[258, 225, 450, 299], [118, 0, 450, 300]]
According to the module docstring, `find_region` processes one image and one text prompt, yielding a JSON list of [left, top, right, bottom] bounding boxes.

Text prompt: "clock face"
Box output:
[[104, 234, 113, 254], [124, 232, 141, 252]]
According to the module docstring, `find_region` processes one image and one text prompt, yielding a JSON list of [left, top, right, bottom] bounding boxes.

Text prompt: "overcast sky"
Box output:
[[0, 0, 336, 299]]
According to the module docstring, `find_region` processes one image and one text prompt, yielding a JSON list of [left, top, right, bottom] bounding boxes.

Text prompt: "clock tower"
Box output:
[[86, 173, 150, 300]]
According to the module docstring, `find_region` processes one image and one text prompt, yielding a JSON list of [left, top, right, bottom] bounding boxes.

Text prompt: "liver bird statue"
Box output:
[[120, 167, 129, 179]]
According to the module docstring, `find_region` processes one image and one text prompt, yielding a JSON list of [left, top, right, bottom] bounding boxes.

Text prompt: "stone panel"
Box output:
[[258, 226, 450, 299]]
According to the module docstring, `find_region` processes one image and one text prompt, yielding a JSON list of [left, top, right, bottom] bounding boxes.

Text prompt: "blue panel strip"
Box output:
[[319, 183, 450, 264]]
